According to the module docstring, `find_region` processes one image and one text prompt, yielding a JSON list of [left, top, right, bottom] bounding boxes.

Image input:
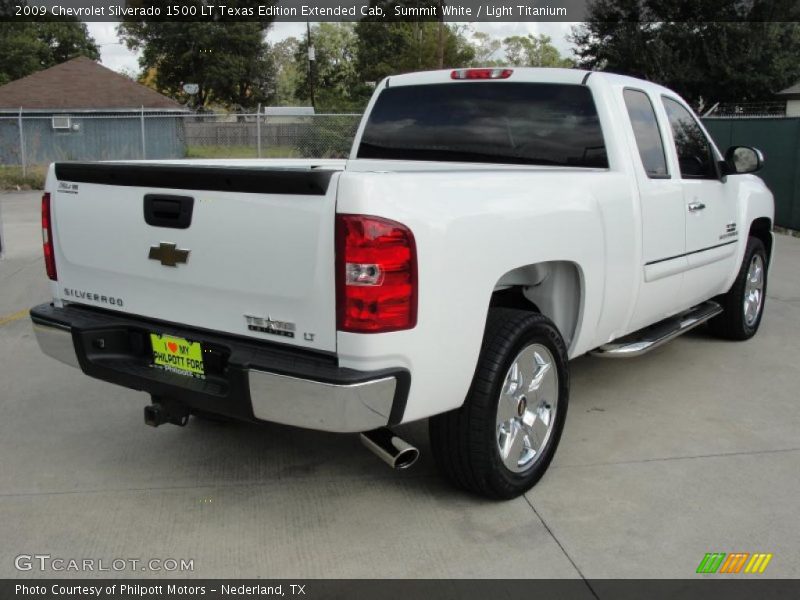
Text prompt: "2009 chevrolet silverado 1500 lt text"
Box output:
[[31, 68, 773, 498]]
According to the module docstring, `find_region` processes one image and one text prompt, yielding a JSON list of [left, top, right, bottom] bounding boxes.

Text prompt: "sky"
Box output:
[[87, 22, 579, 74]]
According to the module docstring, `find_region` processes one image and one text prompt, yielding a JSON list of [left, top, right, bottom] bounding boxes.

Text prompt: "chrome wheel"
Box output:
[[743, 254, 765, 327], [496, 343, 558, 473]]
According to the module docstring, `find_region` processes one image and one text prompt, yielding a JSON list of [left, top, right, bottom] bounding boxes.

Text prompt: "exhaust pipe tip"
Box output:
[[360, 428, 419, 470], [392, 446, 420, 470]]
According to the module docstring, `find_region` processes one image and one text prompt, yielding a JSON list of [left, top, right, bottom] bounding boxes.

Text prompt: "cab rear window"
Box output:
[[357, 82, 608, 168]]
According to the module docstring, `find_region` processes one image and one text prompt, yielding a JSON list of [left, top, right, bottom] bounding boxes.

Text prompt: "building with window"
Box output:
[[0, 57, 187, 165], [776, 82, 800, 117]]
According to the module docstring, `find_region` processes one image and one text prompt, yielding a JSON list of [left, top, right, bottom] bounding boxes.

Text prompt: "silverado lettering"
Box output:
[[62, 288, 124, 307]]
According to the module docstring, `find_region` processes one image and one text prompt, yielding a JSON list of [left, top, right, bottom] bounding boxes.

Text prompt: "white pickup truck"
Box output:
[[31, 68, 773, 499]]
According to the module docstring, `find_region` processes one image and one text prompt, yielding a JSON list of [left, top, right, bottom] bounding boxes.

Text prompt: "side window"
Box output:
[[662, 96, 717, 179], [623, 89, 668, 178]]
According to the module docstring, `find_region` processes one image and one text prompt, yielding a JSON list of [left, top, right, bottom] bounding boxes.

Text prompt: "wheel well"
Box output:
[[491, 261, 582, 348], [749, 217, 773, 263], [490, 287, 540, 312]]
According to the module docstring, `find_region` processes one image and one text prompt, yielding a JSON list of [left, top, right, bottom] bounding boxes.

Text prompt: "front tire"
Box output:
[[429, 308, 569, 499], [709, 237, 768, 340]]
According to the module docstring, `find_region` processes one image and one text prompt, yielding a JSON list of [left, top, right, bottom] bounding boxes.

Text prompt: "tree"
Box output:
[[0, 24, 42, 85], [571, 0, 800, 111], [35, 23, 100, 66], [118, 1, 275, 109], [469, 31, 502, 67], [502, 34, 573, 67], [355, 20, 476, 84], [269, 37, 301, 106], [294, 23, 363, 112], [0, 2, 99, 85], [355, 20, 412, 84]]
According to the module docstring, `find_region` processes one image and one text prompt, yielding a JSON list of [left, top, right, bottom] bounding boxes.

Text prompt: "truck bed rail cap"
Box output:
[[54, 162, 336, 196]]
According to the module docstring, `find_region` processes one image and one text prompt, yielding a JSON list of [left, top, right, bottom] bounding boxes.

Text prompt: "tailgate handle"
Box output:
[[144, 194, 194, 229]]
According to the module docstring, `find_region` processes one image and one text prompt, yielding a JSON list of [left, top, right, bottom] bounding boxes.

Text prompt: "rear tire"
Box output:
[[708, 237, 768, 340], [429, 308, 569, 499]]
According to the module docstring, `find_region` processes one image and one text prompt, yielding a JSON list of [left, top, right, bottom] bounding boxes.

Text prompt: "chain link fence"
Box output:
[[0, 111, 364, 174], [703, 101, 787, 119]]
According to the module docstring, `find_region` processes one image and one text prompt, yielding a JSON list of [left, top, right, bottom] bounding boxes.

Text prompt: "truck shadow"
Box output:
[[169, 410, 461, 494]]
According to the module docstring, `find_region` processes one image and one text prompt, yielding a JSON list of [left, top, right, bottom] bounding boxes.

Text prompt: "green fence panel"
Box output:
[[703, 117, 800, 230]]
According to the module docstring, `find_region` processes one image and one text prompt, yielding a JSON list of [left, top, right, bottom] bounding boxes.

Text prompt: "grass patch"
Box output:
[[185, 145, 300, 159], [0, 165, 46, 191], [0, 147, 307, 190]]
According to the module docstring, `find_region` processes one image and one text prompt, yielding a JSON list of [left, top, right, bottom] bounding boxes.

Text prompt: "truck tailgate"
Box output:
[[49, 162, 340, 352]]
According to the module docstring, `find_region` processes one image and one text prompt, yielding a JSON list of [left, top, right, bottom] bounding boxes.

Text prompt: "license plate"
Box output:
[[150, 333, 205, 379]]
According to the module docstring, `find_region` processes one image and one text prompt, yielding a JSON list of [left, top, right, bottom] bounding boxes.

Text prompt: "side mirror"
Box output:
[[724, 146, 764, 174]]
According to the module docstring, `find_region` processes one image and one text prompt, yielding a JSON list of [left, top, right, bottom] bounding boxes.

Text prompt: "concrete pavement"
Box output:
[[1, 191, 798, 580]]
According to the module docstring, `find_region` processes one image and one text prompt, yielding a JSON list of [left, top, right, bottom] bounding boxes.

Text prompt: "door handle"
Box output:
[[688, 202, 706, 212], [144, 194, 194, 229]]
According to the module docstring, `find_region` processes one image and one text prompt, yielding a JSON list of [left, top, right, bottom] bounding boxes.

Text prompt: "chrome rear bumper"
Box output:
[[249, 370, 396, 432], [32, 319, 80, 368]]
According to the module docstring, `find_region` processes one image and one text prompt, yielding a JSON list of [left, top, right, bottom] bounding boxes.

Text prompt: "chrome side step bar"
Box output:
[[590, 301, 723, 358]]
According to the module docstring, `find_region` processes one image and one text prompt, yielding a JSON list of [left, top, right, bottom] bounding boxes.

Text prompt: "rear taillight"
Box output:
[[451, 68, 513, 80], [41, 192, 57, 280], [336, 214, 417, 333]]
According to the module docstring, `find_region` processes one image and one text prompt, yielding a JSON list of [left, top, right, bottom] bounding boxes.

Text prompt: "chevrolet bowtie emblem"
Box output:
[[148, 242, 190, 267]]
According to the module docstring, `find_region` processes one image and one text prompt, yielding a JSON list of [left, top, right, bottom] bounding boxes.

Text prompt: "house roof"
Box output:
[[776, 82, 800, 100], [0, 57, 185, 112]]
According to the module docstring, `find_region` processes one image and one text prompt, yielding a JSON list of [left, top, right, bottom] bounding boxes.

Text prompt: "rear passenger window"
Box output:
[[662, 96, 717, 179], [623, 89, 668, 178]]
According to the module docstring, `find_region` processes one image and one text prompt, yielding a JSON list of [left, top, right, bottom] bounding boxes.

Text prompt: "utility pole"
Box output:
[[140, 105, 146, 159], [17, 107, 26, 177], [437, 1, 445, 69], [306, 21, 316, 110], [256, 102, 262, 158]]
